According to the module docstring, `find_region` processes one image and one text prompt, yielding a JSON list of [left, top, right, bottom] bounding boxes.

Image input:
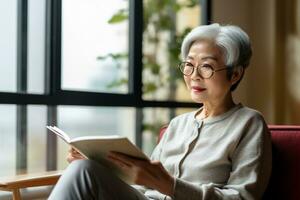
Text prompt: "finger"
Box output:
[[67, 154, 85, 162], [69, 148, 83, 157], [108, 152, 138, 165], [72, 155, 83, 159], [107, 155, 131, 168], [107, 154, 132, 166], [69, 147, 76, 153], [67, 155, 76, 163], [72, 151, 82, 157]]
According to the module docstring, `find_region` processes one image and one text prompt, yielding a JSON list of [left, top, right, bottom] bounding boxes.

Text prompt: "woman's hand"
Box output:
[[107, 152, 175, 197], [67, 147, 86, 163]]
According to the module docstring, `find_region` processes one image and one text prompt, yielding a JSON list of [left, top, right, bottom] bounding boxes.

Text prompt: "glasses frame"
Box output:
[[178, 61, 230, 79]]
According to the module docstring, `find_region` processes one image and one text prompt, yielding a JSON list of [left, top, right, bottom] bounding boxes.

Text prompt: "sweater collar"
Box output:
[[193, 103, 243, 124]]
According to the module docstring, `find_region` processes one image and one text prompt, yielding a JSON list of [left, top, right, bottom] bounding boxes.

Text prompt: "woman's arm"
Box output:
[[107, 152, 175, 196]]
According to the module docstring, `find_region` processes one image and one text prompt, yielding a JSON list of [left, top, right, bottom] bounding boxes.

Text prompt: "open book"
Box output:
[[46, 126, 149, 183]]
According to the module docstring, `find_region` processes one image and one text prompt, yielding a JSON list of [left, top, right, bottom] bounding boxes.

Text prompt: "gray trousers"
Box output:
[[48, 160, 150, 200]]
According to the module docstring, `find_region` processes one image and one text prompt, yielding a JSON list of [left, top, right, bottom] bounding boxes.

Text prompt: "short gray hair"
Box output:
[[181, 23, 252, 90]]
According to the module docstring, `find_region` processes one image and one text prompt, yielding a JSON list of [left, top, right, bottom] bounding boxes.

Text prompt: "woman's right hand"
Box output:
[[67, 147, 85, 163]]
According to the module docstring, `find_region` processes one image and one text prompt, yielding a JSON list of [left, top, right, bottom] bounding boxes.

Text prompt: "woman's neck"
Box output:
[[199, 95, 236, 119]]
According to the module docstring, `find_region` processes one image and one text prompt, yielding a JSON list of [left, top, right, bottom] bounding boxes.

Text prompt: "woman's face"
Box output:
[[184, 40, 233, 105]]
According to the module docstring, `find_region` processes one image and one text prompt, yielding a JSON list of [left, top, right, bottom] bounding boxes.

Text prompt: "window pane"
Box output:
[[0, 0, 17, 92], [142, 107, 196, 155], [61, 0, 129, 93], [27, 105, 47, 173], [27, 0, 46, 94], [56, 106, 135, 169], [142, 0, 201, 101], [0, 105, 16, 177]]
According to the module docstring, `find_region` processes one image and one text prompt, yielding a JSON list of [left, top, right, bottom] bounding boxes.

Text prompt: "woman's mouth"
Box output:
[[191, 86, 206, 92]]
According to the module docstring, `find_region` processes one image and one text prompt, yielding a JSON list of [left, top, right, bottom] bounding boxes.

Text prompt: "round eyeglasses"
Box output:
[[178, 61, 230, 79]]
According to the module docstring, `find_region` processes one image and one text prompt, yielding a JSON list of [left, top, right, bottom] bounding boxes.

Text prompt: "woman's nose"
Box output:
[[191, 66, 203, 80]]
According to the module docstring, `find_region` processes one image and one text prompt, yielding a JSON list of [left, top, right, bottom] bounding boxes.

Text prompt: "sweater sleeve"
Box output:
[[172, 114, 272, 200]]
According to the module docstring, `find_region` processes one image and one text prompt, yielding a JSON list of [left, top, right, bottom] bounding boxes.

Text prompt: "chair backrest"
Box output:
[[263, 125, 300, 200], [158, 124, 300, 199], [158, 124, 168, 142]]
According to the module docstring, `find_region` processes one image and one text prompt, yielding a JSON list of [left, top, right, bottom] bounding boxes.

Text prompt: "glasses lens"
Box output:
[[199, 64, 213, 78], [180, 62, 193, 75]]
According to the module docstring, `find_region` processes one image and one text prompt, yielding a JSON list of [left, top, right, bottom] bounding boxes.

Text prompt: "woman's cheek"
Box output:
[[184, 77, 191, 90]]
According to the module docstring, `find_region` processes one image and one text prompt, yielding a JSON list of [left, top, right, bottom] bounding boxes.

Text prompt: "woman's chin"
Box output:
[[191, 94, 205, 104]]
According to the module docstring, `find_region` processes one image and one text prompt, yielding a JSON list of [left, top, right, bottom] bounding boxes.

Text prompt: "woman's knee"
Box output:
[[67, 159, 99, 174]]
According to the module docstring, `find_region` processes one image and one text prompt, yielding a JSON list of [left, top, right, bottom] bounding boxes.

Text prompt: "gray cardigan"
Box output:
[[144, 104, 272, 200]]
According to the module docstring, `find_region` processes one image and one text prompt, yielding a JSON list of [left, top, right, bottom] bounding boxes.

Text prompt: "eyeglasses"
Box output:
[[178, 61, 230, 79]]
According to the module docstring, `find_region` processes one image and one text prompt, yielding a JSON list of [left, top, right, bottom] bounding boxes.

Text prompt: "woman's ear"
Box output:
[[230, 66, 244, 85]]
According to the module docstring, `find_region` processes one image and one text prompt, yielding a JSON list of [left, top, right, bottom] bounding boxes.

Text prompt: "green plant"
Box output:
[[98, 0, 198, 97], [98, 0, 199, 135]]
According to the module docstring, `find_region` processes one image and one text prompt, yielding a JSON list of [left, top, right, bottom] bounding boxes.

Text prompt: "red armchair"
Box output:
[[263, 125, 300, 200]]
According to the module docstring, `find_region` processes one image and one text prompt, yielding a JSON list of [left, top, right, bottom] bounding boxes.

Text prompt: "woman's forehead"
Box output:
[[187, 40, 223, 62]]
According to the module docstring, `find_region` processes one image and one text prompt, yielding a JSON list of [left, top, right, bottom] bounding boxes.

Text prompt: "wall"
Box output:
[[212, 0, 276, 123]]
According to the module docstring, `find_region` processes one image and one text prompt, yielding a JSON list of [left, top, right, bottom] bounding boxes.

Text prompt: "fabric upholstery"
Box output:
[[263, 125, 300, 200]]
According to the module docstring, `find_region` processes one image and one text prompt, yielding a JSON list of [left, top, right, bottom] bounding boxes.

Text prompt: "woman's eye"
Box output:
[[185, 62, 194, 67], [201, 64, 212, 69]]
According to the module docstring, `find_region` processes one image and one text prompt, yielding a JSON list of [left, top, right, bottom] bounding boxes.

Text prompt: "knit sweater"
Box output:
[[144, 103, 272, 200]]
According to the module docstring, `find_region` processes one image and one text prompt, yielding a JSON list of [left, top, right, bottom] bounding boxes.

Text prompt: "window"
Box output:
[[56, 106, 135, 169], [142, 0, 202, 102], [0, 0, 210, 185], [0, 0, 17, 92], [61, 0, 129, 93], [0, 105, 16, 176], [27, 0, 47, 94]]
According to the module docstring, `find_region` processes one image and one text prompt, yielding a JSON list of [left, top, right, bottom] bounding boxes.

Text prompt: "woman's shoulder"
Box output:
[[233, 105, 268, 129], [237, 105, 265, 120]]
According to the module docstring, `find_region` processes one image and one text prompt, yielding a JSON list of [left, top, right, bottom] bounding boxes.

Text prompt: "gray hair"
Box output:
[[181, 23, 252, 90]]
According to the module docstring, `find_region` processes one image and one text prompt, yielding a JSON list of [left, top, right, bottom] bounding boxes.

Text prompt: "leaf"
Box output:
[[110, 53, 128, 60], [142, 122, 164, 135], [172, 3, 182, 12], [144, 62, 160, 75], [106, 78, 128, 89], [142, 123, 156, 131], [185, 0, 198, 8], [97, 53, 128, 61], [97, 55, 107, 60], [108, 9, 128, 24], [143, 83, 157, 94]]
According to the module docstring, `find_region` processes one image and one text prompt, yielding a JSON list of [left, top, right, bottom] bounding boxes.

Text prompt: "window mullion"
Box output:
[[16, 0, 28, 175], [201, 0, 212, 25], [17, 0, 28, 93], [129, 0, 144, 147], [46, 106, 57, 171], [44, 0, 62, 171]]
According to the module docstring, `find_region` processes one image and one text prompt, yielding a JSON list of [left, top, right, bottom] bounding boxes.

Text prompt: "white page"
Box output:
[[46, 126, 71, 143]]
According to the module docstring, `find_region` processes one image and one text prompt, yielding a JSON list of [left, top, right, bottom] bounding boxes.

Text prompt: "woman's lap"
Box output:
[[48, 160, 149, 200]]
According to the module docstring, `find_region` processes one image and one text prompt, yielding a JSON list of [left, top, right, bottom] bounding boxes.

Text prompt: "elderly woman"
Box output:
[[49, 23, 272, 200]]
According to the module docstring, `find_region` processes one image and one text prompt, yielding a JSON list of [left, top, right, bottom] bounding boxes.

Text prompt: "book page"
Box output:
[[71, 137, 149, 161], [71, 134, 120, 143], [46, 126, 71, 143]]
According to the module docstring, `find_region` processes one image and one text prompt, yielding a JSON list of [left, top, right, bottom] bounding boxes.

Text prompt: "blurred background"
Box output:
[[0, 0, 299, 198]]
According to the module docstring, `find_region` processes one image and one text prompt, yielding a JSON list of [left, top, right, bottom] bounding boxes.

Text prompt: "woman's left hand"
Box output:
[[107, 151, 174, 197]]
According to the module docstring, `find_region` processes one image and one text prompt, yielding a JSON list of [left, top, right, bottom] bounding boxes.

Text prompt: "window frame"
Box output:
[[0, 0, 211, 173]]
